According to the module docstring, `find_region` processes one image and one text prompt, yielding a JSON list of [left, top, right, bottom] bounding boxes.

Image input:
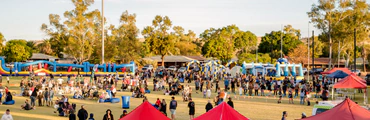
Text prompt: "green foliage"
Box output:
[[142, 15, 175, 66], [309, 36, 324, 58], [237, 52, 272, 63], [26, 41, 39, 53], [3, 40, 32, 62], [200, 25, 257, 62], [258, 27, 302, 59], [37, 40, 53, 55], [41, 0, 102, 63], [172, 26, 200, 55], [0, 32, 5, 54], [308, 0, 370, 66]]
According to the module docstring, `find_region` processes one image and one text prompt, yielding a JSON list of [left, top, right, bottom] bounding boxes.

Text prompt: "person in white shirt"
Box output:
[[1, 109, 13, 120], [57, 78, 63, 86]]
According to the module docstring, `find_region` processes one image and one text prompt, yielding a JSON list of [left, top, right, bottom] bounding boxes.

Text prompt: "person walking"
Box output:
[[160, 99, 167, 116], [103, 109, 114, 120], [227, 98, 234, 108], [188, 98, 195, 120], [30, 88, 38, 108], [300, 90, 305, 105], [1, 109, 13, 120], [169, 97, 177, 120], [77, 105, 88, 120], [288, 88, 294, 104], [205, 100, 213, 112]]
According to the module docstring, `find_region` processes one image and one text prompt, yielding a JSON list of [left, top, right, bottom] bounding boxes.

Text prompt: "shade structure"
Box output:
[[120, 101, 170, 120], [321, 68, 352, 74], [334, 74, 367, 89], [326, 70, 349, 78], [194, 102, 249, 120], [303, 98, 370, 120], [348, 73, 366, 83]]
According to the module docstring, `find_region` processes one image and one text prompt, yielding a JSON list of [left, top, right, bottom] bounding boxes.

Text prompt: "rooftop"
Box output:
[[143, 55, 195, 62], [29, 53, 58, 60]]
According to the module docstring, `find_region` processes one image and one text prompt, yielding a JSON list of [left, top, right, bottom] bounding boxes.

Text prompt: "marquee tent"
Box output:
[[302, 98, 370, 120], [120, 101, 170, 120], [194, 102, 249, 120]]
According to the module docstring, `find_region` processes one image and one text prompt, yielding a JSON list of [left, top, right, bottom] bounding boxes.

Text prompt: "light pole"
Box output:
[[307, 22, 310, 81], [280, 24, 283, 58], [354, 28, 356, 71], [102, 0, 105, 64]]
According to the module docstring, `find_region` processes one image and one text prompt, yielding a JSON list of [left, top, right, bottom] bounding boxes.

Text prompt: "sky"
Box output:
[[0, 0, 319, 40]]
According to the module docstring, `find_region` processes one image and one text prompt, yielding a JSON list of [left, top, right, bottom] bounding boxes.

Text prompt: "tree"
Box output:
[[41, 0, 102, 63], [93, 11, 142, 63], [234, 31, 257, 54], [288, 44, 308, 64], [26, 41, 39, 53], [258, 26, 303, 59], [0, 32, 5, 54], [3, 40, 32, 62], [142, 15, 175, 66], [172, 26, 200, 55], [38, 40, 53, 55], [310, 36, 324, 58], [200, 25, 257, 63], [237, 52, 272, 63], [307, 0, 370, 69]]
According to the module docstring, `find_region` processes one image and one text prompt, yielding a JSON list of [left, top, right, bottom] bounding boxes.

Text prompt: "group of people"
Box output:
[[0, 65, 345, 120], [0, 86, 13, 105]]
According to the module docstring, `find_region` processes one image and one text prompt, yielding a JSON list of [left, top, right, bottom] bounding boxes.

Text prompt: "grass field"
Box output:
[[0, 77, 369, 120]]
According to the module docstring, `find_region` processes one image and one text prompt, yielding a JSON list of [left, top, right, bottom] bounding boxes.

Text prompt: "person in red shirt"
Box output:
[[155, 98, 161, 109]]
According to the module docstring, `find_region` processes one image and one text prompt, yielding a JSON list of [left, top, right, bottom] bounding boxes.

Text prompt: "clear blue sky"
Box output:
[[0, 0, 319, 40]]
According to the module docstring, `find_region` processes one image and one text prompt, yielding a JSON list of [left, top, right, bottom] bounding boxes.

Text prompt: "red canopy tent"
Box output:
[[302, 98, 370, 120], [120, 101, 170, 120], [321, 68, 352, 74], [331, 74, 368, 104], [348, 73, 366, 83], [194, 102, 249, 120], [334, 74, 367, 89]]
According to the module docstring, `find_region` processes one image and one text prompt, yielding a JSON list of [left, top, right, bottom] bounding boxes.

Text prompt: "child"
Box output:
[[278, 88, 282, 104], [239, 86, 243, 96], [206, 89, 211, 99]]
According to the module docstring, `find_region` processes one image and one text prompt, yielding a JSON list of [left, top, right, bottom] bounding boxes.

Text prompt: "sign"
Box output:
[[37, 72, 46, 76]]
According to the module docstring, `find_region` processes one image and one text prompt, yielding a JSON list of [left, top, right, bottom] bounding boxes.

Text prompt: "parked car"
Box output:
[[156, 66, 165, 71], [177, 67, 187, 73], [141, 65, 153, 71], [351, 69, 361, 76], [167, 66, 177, 71], [302, 68, 308, 75], [309, 68, 324, 75]]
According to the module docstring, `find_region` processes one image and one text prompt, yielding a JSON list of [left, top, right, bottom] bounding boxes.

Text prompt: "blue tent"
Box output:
[[326, 70, 349, 78]]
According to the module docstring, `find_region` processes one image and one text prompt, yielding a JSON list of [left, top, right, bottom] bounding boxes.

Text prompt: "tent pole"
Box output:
[[365, 88, 367, 105], [332, 86, 334, 100]]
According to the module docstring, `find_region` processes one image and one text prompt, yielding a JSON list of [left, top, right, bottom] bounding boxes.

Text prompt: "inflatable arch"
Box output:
[[186, 60, 202, 71], [225, 60, 237, 68]]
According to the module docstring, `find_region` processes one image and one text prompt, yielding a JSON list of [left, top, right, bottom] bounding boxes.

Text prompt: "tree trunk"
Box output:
[[362, 46, 366, 73], [161, 55, 165, 67], [345, 53, 350, 68], [363, 56, 366, 73]]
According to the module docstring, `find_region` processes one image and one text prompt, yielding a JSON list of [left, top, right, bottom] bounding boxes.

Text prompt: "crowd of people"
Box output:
[[0, 66, 343, 120]]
